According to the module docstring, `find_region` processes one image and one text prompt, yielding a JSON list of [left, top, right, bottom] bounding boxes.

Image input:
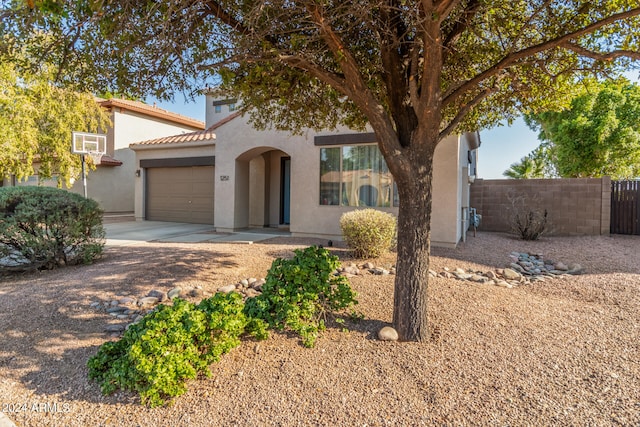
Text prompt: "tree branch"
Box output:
[[439, 86, 496, 139], [443, 7, 640, 107], [562, 42, 640, 61]]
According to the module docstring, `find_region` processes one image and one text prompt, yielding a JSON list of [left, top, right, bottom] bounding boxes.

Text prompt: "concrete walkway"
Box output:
[[104, 221, 290, 246]]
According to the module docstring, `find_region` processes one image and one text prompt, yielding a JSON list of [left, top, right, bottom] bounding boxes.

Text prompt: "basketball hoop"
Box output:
[[71, 132, 107, 198]]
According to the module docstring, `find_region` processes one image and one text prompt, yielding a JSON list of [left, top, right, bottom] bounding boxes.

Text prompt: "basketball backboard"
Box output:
[[72, 132, 107, 155]]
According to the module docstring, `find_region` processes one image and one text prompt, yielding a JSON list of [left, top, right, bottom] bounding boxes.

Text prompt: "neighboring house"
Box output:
[[2, 98, 205, 214], [130, 95, 480, 248]]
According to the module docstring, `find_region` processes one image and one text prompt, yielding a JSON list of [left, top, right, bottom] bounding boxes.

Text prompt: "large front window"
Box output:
[[320, 145, 397, 207]]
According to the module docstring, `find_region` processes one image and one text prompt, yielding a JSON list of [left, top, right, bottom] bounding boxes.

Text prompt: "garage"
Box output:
[[145, 163, 215, 224]]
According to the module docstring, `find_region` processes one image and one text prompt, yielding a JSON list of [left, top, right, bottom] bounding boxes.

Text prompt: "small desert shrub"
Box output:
[[507, 191, 550, 241], [0, 186, 105, 271], [244, 246, 358, 347], [340, 209, 397, 258]]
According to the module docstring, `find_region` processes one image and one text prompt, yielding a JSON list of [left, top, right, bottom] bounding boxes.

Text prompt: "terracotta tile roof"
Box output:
[[97, 98, 205, 130], [98, 154, 123, 166], [130, 128, 217, 147], [130, 112, 241, 147]]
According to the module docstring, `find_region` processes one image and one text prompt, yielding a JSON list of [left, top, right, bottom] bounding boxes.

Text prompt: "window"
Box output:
[[229, 103, 237, 111], [320, 145, 397, 207], [214, 105, 222, 113]]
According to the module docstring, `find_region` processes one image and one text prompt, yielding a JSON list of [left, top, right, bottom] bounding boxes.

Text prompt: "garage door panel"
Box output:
[[146, 166, 214, 224]]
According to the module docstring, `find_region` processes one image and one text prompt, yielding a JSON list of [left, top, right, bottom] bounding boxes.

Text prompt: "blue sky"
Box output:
[[151, 69, 639, 180]]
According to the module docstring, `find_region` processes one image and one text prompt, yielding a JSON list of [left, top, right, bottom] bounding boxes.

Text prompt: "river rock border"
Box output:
[[92, 252, 583, 337]]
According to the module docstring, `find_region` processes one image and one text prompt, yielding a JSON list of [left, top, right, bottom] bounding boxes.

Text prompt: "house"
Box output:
[[2, 98, 205, 214], [130, 95, 480, 248]]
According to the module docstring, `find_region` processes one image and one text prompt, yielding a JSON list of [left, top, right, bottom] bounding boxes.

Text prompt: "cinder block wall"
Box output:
[[469, 177, 611, 236]]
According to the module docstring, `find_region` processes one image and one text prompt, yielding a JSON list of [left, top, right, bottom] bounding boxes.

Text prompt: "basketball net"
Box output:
[[87, 151, 104, 166]]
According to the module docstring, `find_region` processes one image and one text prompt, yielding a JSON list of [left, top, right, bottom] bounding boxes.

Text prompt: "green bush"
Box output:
[[88, 247, 359, 406], [0, 186, 105, 271], [340, 209, 396, 258], [88, 294, 252, 407], [244, 246, 358, 347]]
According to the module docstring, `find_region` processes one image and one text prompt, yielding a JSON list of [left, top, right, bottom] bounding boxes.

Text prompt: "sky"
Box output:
[[151, 68, 639, 180]]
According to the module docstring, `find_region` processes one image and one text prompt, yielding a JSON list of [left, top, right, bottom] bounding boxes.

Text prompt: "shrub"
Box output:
[[340, 209, 396, 258], [244, 246, 358, 347], [0, 186, 105, 271], [507, 191, 550, 240], [88, 293, 252, 407]]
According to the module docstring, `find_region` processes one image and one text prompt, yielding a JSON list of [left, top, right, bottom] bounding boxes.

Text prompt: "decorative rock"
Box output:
[[554, 261, 569, 271], [168, 287, 182, 299], [189, 288, 204, 298], [90, 302, 101, 308], [106, 306, 126, 313], [248, 278, 258, 285], [218, 284, 237, 294], [364, 262, 375, 269], [240, 279, 249, 286], [105, 324, 126, 332], [378, 326, 399, 341], [567, 263, 584, 274], [470, 275, 487, 283], [110, 300, 120, 307], [370, 268, 390, 275], [428, 269, 437, 278], [486, 271, 497, 280], [119, 297, 136, 305], [495, 281, 513, 288], [147, 289, 167, 302], [138, 296, 159, 306], [244, 288, 261, 298], [502, 268, 521, 280]]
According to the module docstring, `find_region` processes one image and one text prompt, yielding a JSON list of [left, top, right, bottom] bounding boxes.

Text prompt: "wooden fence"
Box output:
[[610, 180, 640, 235]]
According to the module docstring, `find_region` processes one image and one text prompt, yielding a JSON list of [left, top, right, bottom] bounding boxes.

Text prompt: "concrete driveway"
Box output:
[[104, 221, 289, 246]]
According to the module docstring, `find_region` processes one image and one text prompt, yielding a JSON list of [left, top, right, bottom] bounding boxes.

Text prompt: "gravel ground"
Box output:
[[0, 232, 638, 426]]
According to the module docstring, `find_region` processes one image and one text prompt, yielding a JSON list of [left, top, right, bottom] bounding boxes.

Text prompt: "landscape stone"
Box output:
[[240, 279, 249, 286], [189, 288, 204, 298], [244, 288, 261, 298], [147, 289, 166, 302], [139, 296, 159, 306], [105, 324, 126, 332], [503, 268, 521, 280], [554, 262, 569, 271], [218, 284, 237, 294], [378, 326, 399, 341], [168, 287, 182, 299]]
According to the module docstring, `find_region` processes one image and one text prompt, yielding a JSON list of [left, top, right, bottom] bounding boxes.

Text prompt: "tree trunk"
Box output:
[[391, 145, 435, 342]]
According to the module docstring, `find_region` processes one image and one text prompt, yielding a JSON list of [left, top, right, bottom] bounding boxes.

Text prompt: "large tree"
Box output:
[[5, 1, 639, 341], [0, 55, 110, 186], [524, 79, 640, 179]]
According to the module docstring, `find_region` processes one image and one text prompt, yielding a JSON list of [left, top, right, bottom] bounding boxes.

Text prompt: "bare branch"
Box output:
[[439, 86, 495, 139], [443, 7, 640, 107], [562, 42, 640, 61]]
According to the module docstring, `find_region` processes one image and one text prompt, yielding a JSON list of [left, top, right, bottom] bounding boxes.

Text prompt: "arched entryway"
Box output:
[[235, 147, 291, 230]]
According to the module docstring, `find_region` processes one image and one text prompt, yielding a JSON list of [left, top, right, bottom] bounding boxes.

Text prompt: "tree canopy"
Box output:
[[4, 0, 639, 341], [524, 78, 640, 179], [0, 56, 110, 186]]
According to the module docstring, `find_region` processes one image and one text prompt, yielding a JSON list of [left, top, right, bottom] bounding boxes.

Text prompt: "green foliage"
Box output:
[[503, 145, 555, 179], [0, 55, 110, 185], [244, 246, 358, 347], [525, 79, 640, 179], [88, 247, 358, 405], [0, 186, 105, 272], [340, 209, 397, 258], [88, 294, 249, 407]]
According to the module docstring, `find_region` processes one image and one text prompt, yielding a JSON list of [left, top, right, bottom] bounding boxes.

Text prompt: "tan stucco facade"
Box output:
[[131, 96, 479, 247]]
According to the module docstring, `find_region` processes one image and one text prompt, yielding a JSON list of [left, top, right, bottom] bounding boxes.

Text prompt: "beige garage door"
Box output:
[[146, 166, 214, 224]]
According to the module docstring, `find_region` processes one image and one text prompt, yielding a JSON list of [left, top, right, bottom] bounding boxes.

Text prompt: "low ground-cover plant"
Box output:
[[340, 209, 396, 258], [88, 246, 359, 406], [244, 246, 358, 347], [0, 186, 104, 272], [88, 294, 252, 407]]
